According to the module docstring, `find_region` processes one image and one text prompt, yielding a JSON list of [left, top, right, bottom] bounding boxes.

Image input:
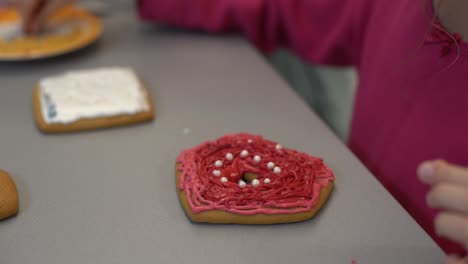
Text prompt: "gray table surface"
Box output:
[[0, 7, 445, 264]]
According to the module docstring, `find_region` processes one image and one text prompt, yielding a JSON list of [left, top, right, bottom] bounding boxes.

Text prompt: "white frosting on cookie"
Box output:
[[251, 179, 260, 187], [39, 67, 150, 124], [253, 155, 261, 163], [267, 162, 275, 169], [0, 22, 22, 41], [273, 167, 281, 174], [240, 150, 249, 158], [238, 180, 246, 188], [0, 20, 76, 41]]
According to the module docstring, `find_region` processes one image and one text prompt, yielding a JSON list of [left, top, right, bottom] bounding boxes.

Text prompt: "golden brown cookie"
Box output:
[[0, 7, 102, 60], [33, 69, 155, 133], [176, 164, 334, 224], [176, 133, 335, 224], [0, 169, 19, 221]]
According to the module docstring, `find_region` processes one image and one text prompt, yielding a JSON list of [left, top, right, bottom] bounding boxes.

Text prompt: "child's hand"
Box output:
[[445, 255, 468, 264], [418, 160, 468, 262], [2, 0, 77, 33]]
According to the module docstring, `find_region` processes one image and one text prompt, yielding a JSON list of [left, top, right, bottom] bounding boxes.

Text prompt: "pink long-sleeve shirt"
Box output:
[[138, 0, 468, 254]]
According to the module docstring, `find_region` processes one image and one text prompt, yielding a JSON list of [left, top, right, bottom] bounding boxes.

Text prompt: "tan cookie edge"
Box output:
[[176, 163, 334, 224], [33, 82, 155, 133], [0, 169, 19, 221]]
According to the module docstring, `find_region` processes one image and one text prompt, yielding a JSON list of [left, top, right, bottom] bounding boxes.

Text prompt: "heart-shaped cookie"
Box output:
[[0, 169, 18, 220]]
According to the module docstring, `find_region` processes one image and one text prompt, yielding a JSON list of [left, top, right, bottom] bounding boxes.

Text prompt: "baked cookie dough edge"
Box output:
[[32, 83, 155, 133], [0, 169, 19, 221], [175, 162, 334, 225]]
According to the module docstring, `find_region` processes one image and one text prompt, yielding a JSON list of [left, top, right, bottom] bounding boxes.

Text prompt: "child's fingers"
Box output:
[[418, 160, 468, 186], [21, 0, 46, 33], [0, 0, 14, 7], [24, 0, 75, 33], [446, 255, 460, 264], [435, 212, 468, 250], [446, 255, 468, 264], [427, 183, 468, 214], [26, 0, 58, 33]]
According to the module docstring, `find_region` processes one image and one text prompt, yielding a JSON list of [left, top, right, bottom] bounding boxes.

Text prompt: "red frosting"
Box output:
[[177, 133, 335, 215]]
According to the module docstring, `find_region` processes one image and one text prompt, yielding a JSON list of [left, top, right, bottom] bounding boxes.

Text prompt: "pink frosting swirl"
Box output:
[[177, 133, 335, 215]]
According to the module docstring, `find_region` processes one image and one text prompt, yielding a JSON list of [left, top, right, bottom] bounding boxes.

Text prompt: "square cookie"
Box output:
[[33, 67, 155, 133]]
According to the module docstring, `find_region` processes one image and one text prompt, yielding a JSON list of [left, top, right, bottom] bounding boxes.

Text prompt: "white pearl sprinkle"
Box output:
[[267, 162, 275, 169], [226, 153, 233, 160], [240, 150, 249, 158], [238, 180, 246, 188], [275, 144, 283, 150], [214, 160, 223, 167], [264, 178, 271, 184], [273, 167, 281, 174], [247, 139, 253, 143], [252, 179, 260, 187], [253, 155, 261, 163], [213, 170, 221, 177], [221, 177, 228, 183]]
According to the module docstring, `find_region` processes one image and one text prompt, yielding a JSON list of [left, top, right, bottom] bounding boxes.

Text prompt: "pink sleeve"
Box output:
[[137, 0, 370, 66]]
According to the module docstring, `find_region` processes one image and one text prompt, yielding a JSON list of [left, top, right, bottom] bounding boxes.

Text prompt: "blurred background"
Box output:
[[80, 0, 358, 143], [270, 50, 356, 142]]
